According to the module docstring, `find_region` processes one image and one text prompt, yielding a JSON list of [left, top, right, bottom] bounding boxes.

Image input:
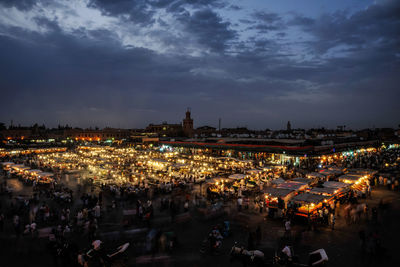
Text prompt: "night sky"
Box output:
[[0, 0, 399, 130]]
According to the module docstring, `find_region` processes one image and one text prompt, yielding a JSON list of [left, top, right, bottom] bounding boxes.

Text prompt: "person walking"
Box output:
[[237, 196, 243, 212], [13, 214, 20, 238], [284, 220, 291, 238], [0, 212, 4, 232], [330, 213, 335, 230]]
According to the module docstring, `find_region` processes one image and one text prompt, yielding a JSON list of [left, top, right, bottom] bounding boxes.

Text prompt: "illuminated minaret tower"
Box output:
[[183, 108, 194, 137]]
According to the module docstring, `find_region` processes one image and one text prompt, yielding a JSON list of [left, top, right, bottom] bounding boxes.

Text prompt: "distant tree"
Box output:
[[0, 122, 5, 130]]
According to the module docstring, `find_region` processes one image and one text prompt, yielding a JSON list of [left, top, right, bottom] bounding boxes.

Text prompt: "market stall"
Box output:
[[1, 162, 15, 171], [292, 177, 318, 186], [277, 181, 308, 192], [319, 169, 343, 181], [291, 193, 331, 217], [264, 187, 296, 210], [205, 177, 235, 200], [36, 172, 54, 186], [11, 164, 31, 176], [338, 173, 369, 196]]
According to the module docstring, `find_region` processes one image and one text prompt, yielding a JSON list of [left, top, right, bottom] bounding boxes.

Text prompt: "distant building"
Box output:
[[145, 110, 194, 137], [220, 127, 252, 137], [146, 122, 182, 137], [195, 126, 216, 137], [287, 121, 291, 132], [182, 109, 194, 137], [0, 129, 32, 140], [68, 128, 130, 141]]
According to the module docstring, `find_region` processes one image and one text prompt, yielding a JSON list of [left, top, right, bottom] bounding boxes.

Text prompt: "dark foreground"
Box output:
[[0, 174, 399, 267]]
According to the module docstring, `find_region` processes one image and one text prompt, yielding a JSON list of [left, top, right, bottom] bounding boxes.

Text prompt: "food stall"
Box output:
[[36, 172, 54, 186], [346, 168, 377, 176], [338, 173, 369, 196], [292, 177, 318, 186], [246, 169, 263, 175], [1, 162, 15, 171], [264, 187, 296, 209], [322, 181, 351, 200], [308, 183, 349, 200], [306, 172, 325, 181], [319, 169, 343, 181], [205, 177, 235, 199], [277, 181, 308, 192], [11, 164, 31, 176], [22, 169, 42, 184], [291, 193, 331, 217], [270, 177, 285, 187]]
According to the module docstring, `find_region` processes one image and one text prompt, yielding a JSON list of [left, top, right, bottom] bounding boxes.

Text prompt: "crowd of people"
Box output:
[[0, 146, 398, 266]]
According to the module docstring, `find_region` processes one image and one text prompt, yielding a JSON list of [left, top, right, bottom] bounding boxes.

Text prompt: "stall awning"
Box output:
[[1, 162, 15, 166], [229, 174, 246, 180], [277, 181, 308, 191], [323, 181, 349, 189], [309, 187, 337, 196], [271, 177, 285, 185], [38, 172, 54, 177], [292, 193, 330, 204], [246, 169, 262, 174], [264, 187, 294, 198]]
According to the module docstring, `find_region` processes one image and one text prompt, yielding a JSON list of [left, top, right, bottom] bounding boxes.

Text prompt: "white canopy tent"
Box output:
[[229, 174, 246, 180]]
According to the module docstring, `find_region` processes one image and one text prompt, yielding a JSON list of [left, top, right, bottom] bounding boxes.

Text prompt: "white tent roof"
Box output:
[[323, 181, 349, 189], [1, 162, 15, 166], [229, 174, 246, 180], [246, 169, 262, 174], [38, 172, 53, 177], [271, 177, 285, 185]]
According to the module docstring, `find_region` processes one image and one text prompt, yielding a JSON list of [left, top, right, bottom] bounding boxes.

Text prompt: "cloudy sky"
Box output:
[[0, 0, 399, 130]]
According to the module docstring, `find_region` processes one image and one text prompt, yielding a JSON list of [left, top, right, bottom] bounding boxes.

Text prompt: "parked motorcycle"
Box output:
[[273, 246, 328, 266], [78, 240, 130, 267], [200, 230, 223, 256], [230, 242, 265, 266]]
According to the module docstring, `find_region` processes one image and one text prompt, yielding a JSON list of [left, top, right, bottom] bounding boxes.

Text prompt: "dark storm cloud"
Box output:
[[85, 0, 234, 53], [290, 0, 400, 54], [0, 26, 181, 126], [282, 0, 400, 104], [87, 0, 156, 25], [87, 0, 225, 22], [0, 0, 38, 10], [253, 11, 282, 24], [227, 5, 241, 11], [0, 0, 399, 129], [175, 8, 236, 52], [246, 11, 285, 33], [287, 15, 315, 27]]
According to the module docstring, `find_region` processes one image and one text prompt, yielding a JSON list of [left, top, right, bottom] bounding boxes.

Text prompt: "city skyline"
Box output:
[[0, 0, 399, 129]]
